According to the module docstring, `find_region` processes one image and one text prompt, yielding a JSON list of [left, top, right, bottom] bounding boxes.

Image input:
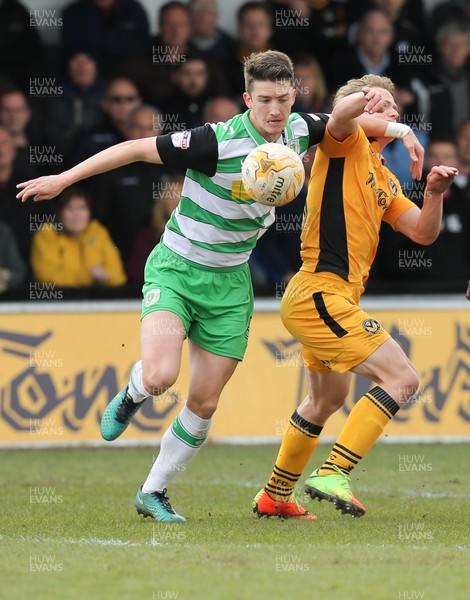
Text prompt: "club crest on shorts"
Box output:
[[362, 318, 381, 334], [144, 289, 161, 307]]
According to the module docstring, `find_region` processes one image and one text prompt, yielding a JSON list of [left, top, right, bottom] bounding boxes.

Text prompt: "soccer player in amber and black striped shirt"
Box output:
[[255, 75, 458, 518]]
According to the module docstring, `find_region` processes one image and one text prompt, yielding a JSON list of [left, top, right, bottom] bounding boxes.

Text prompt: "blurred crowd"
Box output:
[[0, 0, 469, 299]]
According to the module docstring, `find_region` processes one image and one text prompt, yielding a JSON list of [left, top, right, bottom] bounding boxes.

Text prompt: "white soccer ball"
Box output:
[[241, 142, 305, 207]]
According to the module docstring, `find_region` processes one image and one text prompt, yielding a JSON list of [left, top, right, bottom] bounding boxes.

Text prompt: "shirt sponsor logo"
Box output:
[[366, 171, 390, 210]]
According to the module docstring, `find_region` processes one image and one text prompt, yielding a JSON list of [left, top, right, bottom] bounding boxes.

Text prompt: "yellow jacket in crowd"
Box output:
[[31, 220, 127, 287]]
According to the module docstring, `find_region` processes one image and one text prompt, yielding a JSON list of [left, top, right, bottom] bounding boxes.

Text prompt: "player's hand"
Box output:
[[402, 129, 424, 181], [466, 280, 470, 301], [16, 174, 67, 202], [362, 86, 392, 115], [425, 165, 459, 195]]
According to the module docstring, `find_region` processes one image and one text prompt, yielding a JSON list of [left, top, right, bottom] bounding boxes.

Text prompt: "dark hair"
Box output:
[[243, 50, 294, 94], [104, 76, 140, 96], [159, 1, 190, 26], [237, 1, 272, 25], [428, 135, 457, 147], [57, 186, 92, 213], [358, 8, 392, 30]]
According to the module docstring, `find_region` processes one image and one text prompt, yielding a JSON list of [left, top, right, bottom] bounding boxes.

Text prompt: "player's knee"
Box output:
[[320, 392, 347, 414], [330, 393, 348, 411], [307, 391, 346, 419], [143, 366, 178, 397], [186, 397, 219, 419], [397, 365, 419, 404]]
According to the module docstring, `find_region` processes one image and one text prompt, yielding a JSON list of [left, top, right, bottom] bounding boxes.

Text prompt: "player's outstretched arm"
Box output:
[[327, 87, 392, 142], [394, 165, 459, 245], [17, 137, 161, 202], [335, 86, 424, 180]]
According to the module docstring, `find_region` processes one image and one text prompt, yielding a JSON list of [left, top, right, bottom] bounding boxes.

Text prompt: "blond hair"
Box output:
[[333, 75, 395, 107], [243, 50, 294, 94]]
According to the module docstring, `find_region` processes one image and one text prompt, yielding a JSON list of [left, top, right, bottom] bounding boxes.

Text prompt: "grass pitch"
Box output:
[[1, 444, 469, 600]]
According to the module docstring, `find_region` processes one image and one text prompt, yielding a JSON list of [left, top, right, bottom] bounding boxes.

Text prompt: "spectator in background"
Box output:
[[117, 1, 192, 106], [43, 53, 107, 158], [82, 105, 169, 262], [0, 127, 47, 264], [373, 137, 470, 291], [202, 96, 241, 123], [430, 22, 470, 136], [0, 88, 55, 175], [456, 119, 470, 176], [188, 0, 236, 62], [0, 0, 42, 92], [0, 219, 27, 294], [61, 0, 150, 77], [292, 54, 331, 114], [429, 0, 470, 41], [229, 2, 274, 96], [237, 2, 273, 60], [327, 9, 414, 92], [0, 89, 32, 150], [356, 0, 425, 51], [269, 0, 354, 66], [162, 55, 227, 130], [126, 172, 184, 285], [71, 77, 141, 164], [31, 187, 126, 288]]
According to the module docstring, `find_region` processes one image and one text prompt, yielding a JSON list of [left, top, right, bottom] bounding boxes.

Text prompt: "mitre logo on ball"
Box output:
[[241, 142, 305, 207]]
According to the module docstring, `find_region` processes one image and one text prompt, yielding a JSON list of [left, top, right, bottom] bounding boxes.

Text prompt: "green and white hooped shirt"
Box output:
[[156, 110, 328, 268]]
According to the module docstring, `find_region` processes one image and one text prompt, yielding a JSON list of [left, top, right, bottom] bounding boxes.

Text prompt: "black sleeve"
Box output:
[[156, 124, 219, 176], [298, 112, 329, 148]]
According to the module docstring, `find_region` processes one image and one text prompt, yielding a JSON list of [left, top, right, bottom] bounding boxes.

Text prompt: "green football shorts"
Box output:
[[141, 242, 254, 361]]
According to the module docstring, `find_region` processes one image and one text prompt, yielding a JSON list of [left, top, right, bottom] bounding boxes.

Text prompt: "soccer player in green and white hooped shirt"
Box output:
[[17, 50, 424, 522]]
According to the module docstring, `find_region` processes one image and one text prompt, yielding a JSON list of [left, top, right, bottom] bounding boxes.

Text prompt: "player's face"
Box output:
[[370, 87, 399, 123], [243, 80, 296, 142]]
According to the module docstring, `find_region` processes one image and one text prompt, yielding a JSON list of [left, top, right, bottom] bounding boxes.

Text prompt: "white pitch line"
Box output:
[[357, 487, 470, 499], [1, 535, 468, 552], [0, 535, 143, 547]]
